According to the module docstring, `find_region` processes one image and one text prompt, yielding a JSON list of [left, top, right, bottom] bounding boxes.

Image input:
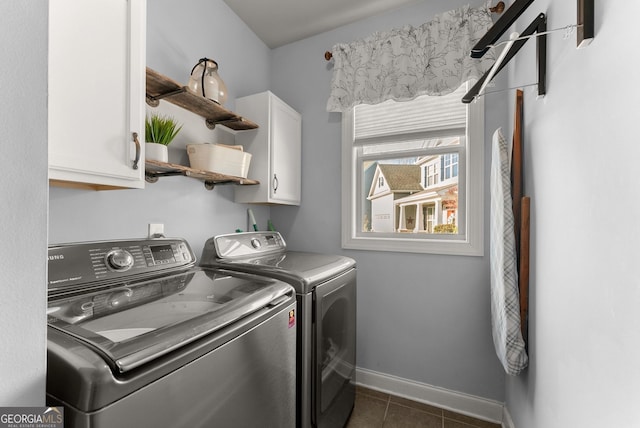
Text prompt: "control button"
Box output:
[[105, 249, 134, 271], [107, 288, 133, 308], [72, 301, 94, 316], [251, 238, 262, 249]]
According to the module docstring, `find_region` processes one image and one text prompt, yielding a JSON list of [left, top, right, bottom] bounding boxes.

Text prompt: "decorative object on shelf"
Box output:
[[145, 113, 183, 162], [186, 143, 252, 179], [187, 58, 228, 105], [145, 67, 257, 131]]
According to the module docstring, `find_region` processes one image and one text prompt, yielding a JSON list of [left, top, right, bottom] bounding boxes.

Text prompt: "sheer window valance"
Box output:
[[327, 2, 496, 112]]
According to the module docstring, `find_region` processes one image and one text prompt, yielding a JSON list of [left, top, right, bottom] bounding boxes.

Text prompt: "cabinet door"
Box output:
[[48, 0, 146, 189], [269, 98, 301, 204], [234, 91, 301, 205]]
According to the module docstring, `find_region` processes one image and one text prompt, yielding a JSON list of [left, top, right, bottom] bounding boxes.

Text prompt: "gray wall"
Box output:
[[0, 0, 48, 405], [270, 0, 506, 401], [505, 1, 640, 427]]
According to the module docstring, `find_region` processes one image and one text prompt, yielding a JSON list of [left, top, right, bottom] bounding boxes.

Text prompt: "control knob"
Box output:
[[251, 238, 261, 249], [105, 249, 134, 271]]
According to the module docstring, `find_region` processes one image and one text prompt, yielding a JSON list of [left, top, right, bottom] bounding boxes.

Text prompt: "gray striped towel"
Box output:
[[490, 127, 528, 375]]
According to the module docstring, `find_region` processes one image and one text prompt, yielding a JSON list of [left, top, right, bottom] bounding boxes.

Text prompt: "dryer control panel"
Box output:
[[203, 232, 286, 262], [48, 238, 196, 294]]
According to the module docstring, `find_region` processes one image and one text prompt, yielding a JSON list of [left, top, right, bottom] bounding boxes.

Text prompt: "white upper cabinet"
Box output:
[[48, 0, 146, 190], [234, 92, 301, 205]]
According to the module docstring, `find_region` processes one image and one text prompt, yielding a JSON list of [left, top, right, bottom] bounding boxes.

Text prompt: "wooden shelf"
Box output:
[[145, 159, 259, 190], [145, 67, 258, 131]]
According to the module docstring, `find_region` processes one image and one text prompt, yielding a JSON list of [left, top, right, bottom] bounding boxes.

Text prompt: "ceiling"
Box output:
[[223, 0, 423, 48]]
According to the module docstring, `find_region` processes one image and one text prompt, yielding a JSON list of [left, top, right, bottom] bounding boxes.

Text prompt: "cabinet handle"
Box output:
[[273, 173, 278, 193], [132, 132, 141, 170]]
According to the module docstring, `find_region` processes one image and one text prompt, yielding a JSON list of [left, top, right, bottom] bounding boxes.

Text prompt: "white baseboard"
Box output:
[[355, 367, 505, 425], [502, 405, 516, 428]]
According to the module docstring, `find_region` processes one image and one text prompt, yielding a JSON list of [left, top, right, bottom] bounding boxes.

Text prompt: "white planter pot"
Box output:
[[145, 143, 168, 163]]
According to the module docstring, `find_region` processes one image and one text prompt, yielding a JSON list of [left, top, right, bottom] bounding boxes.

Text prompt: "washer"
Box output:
[[46, 237, 297, 428], [201, 232, 356, 428]]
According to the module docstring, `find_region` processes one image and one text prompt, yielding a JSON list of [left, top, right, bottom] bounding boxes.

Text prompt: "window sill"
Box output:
[[341, 234, 484, 256]]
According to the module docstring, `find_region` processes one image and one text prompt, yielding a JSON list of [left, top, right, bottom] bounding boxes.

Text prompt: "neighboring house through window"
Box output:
[[341, 82, 484, 256]]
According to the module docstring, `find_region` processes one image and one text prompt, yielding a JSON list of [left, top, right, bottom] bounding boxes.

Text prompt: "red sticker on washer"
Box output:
[[288, 309, 295, 328]]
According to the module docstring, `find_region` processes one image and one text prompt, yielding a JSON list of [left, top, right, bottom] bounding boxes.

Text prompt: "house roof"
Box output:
[[394, 184, 458, 204], [378, 164, 423, 192]]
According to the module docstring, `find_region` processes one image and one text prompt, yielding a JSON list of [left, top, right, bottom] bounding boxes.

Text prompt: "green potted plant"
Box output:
[[145, 113, 182, 163]]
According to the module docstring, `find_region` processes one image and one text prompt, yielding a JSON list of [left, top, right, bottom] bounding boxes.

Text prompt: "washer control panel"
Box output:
[[48, 238, 196, 294]]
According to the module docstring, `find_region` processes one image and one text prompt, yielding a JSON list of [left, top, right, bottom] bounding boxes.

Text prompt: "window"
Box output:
[[424, 163, 438, 188], [341, 82, 484, 256], [442, 153, 459, 180]]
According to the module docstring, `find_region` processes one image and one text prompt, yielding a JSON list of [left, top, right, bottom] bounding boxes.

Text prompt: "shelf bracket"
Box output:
[[145, 172, 159, 183], [145, 88, 188, 107], [145, 170, 183, 183]]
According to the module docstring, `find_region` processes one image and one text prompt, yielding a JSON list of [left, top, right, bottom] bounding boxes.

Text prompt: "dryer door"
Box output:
[[314, 268, 357, 428]]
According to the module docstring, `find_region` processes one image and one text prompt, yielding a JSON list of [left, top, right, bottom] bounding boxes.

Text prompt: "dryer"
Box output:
[[201, 232, 356, 428]]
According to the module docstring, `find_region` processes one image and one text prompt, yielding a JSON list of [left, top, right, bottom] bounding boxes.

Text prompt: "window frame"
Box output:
[[341, 86, 484, 256]]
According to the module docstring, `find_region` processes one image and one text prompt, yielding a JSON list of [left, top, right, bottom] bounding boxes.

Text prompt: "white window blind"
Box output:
[[353, 84, 468, 141]]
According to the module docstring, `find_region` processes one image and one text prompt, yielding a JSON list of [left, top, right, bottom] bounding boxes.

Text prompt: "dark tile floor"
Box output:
[[346, 386, 501, 428]]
